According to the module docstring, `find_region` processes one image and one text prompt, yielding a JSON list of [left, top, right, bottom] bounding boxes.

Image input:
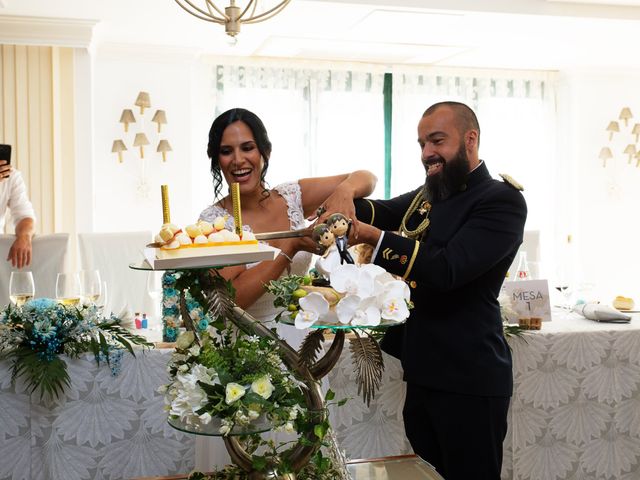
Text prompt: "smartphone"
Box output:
[[0, 144, 11, 165]]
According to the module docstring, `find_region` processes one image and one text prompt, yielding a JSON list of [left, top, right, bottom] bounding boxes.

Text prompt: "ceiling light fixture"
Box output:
[[174, 0, 292, 40]]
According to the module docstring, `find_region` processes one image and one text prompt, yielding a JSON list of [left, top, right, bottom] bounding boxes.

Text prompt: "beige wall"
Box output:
[[0, 44, 76, 236]]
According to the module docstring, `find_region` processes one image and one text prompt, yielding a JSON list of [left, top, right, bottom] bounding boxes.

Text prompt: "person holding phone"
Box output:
[[0, 144, 36, 269]]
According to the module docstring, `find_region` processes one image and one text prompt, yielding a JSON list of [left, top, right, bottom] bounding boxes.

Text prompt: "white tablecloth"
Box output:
[[3, 312, 639, 480], [0, 349, 196, 480], [327, 312, 640, 480]]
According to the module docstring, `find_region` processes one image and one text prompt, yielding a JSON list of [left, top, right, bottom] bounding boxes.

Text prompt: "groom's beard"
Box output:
[[423, 144, 470, 203]]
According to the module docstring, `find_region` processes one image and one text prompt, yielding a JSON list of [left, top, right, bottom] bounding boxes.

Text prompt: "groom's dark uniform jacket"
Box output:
[[355, 162, 527, 397]]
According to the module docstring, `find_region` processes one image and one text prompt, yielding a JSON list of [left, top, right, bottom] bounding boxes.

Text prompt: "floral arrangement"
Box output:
[[163, 327, 306, 435], [162, 271, 211, 342], [266, 263, 412, 329], [0, 298, 152, 399]]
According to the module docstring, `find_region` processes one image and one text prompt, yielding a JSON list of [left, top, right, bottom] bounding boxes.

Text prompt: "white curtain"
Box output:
[[200, 63, 386, 205], [390, 68, 557, 276]]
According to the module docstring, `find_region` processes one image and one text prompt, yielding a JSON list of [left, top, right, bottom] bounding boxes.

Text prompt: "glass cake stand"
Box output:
[[129, 255, 405, 479], [168, 416, 271, 437]]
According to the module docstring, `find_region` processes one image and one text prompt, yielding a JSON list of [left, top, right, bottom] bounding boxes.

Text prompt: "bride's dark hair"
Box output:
[[207, 108, 272, 200]]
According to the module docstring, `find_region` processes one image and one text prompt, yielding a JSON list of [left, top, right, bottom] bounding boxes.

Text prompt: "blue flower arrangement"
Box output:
[[162, 271, 211, 342], [0, 299, 152, 399]]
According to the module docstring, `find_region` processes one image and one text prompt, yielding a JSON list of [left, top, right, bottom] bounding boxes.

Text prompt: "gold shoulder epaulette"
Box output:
[[499, 173, 524, 191]]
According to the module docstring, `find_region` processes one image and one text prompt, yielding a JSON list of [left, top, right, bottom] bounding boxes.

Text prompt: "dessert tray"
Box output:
[[142, 243, 279, 270]]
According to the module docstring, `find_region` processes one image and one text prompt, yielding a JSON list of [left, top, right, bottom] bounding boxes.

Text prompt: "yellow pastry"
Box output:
[[613, 296, 635, 311]]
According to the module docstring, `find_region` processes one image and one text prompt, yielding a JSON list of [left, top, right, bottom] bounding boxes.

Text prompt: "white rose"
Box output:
[[225, 382, 246, 404], [251, 376, 274, 400], [176, 331, 195, 350]]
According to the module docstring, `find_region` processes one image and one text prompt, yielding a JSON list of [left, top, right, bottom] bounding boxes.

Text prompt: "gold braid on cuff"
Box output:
[[402, 240, 420, 280]]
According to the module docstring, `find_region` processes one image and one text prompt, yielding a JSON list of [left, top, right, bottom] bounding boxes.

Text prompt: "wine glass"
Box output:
[[9, 271, 35, 306], [56, 273, 82, 306], [80, 270, 102, 305]]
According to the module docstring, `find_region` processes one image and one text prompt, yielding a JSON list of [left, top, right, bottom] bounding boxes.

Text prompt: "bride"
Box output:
[[199, 107, 377, 349]]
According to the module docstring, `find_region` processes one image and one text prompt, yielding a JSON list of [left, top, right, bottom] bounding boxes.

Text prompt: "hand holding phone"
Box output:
[[0, 144, 12, 179]]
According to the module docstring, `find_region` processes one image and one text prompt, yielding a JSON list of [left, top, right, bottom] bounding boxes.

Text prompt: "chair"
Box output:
[[78, 231, 152, 316], [0, 233, 70, 306]]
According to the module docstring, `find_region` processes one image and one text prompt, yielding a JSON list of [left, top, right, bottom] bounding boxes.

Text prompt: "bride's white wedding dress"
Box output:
[[199, 181, 313, 349]]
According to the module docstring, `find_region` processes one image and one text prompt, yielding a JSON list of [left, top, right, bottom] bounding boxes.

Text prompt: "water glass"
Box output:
[[56, 273, 82, 306], [80, 270, 102, 305], [9, 271, 35, 306]]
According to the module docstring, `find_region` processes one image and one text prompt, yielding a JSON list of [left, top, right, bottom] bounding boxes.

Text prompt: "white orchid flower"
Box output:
[[295, 292, 329, 329], [336, 294, 381, 326], [251, 375, 274, 399], [225, 382, 246, 404], [331, 264, 379, 297], [379, 280, 411, 322]]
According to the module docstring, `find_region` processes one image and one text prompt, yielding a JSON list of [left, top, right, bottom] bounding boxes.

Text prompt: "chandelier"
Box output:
[[175, 0, 292, 39]]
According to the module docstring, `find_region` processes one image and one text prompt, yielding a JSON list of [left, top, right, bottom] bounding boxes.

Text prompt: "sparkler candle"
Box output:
[[231, 182, 242, 237], [161, 185, 171, 224]]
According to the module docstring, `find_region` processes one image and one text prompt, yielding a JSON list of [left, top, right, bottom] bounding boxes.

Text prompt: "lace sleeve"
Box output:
[[274, 181, 306, 230], [198, 204, 253, 232]]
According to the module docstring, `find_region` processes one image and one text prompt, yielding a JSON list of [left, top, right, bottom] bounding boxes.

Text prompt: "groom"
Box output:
[[351, 101, 527, 480]]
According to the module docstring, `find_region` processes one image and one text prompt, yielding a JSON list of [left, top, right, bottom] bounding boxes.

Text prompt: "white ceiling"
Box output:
[[2, 0, 640, 70]]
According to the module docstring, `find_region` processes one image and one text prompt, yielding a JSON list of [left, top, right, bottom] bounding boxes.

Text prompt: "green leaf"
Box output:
[[324, 389, 335, 401], [313, 423, 327, 440]]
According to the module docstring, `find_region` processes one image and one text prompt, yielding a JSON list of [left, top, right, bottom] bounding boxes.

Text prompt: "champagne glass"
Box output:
[[80, 270, 102, 305], [9, 271, 35, 306], [56, 273, 82, 306]]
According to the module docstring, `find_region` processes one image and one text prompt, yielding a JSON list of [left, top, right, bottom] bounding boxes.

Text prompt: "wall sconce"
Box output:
[[135, 91, 151, 114], [624, 144, 636, 164], [601, 106, 640, 168], [111, 140, 127, 163], [157, 140, 172, 162], [113, 91, 172, 170], [119, 109, 136, 132], [134, 133, 150, 158], [619, 107, 633, 127], [152, 110, 167, 132], [599, 147, 612, 167]]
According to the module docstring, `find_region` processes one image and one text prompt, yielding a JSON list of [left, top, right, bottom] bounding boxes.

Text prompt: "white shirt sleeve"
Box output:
[[371, 231, 385, 262], [5, 169, 36, 228]]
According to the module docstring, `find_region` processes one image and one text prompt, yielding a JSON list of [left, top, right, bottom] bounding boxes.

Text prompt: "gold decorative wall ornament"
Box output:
[[619, 107, 633, 127], [599, 147, 613, 167], [152, 110, 167, 132], [135, 91, 151, 114], [157, 140, 172, 162], [119, 109, 136, 132], [133, 133, 150, 158], [111, 140, 127, 163], [624, 144, 636, 164], [606, 121, 620, 141]]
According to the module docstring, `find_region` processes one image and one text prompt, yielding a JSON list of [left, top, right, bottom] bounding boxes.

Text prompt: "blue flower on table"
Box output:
[[23, 298, 58, 311]]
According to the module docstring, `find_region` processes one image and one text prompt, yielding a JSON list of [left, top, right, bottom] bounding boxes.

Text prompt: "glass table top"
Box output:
[[168, 415, 271, 437], [279, 314, 406, 332]]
